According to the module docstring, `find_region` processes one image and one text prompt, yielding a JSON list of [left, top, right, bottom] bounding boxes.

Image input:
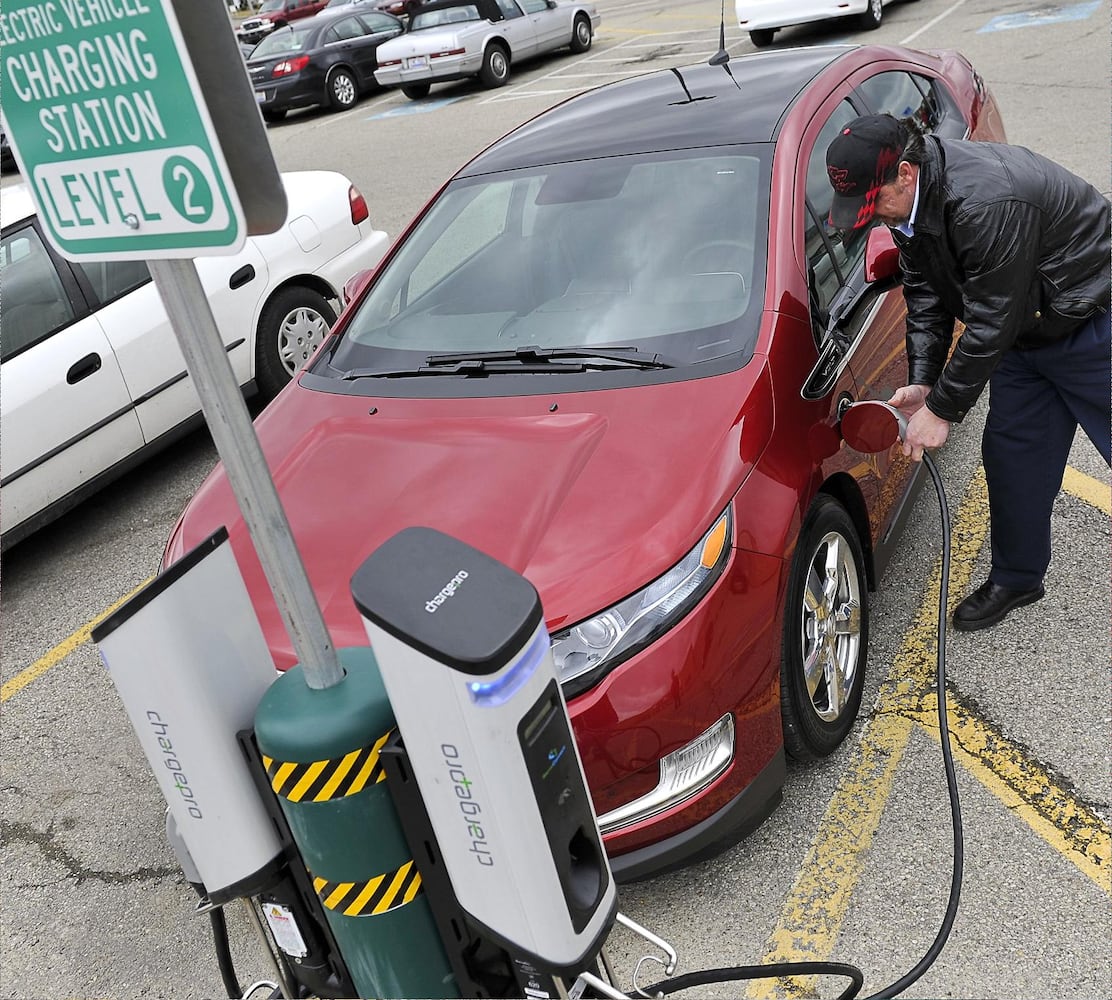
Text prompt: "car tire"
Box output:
[[859, 0, 883, 29], [402, 83, 431, 100], [327, 67, 359, 110], [749, 29, 776, 47], [479, 43, 510, 88], [780, 494, 869, 761], [569, 14, 592, 53], [262, 109, 287, 123], [255, 287, 337, 401]]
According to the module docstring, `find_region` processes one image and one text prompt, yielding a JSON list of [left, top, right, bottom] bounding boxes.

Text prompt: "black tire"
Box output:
[[749, 29, 776, 47], [255, 287, 336, 401], [261, 108, 287, 123], [569, 14, 592, 54], [479, 43, 509, 88], [780, 494, 869, 761], [401, 82, 431, 100], [327, 67, 359, 110], [859, 0, 883, 30]]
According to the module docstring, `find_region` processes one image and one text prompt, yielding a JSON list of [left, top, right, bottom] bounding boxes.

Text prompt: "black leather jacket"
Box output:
[[891, 136, 1110, 422]]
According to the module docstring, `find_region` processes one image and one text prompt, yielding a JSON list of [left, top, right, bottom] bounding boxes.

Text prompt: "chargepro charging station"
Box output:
[[351, 527, 619, 979]]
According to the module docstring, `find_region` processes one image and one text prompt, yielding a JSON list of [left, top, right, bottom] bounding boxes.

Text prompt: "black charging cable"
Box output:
[[642, 451, 963, 1000]]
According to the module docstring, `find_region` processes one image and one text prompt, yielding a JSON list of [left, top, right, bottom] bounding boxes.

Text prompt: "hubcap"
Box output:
[[492, 52, 507, 78], [800, 531, 862, 722], [871, 0, 882, 17], [277, 306, 330, 374], [576, 21, 590, 45], [334, 74, 355, 105]]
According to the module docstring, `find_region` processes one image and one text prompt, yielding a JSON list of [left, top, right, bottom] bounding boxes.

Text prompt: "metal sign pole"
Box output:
[[149, 258, 343, 690]]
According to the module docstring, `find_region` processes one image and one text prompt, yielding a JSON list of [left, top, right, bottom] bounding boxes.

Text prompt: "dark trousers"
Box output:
[[981, 308, 1111, 591]]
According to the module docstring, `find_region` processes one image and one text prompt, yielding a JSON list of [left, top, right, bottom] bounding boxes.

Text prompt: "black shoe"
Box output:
[[952, 580, 1045, 632]]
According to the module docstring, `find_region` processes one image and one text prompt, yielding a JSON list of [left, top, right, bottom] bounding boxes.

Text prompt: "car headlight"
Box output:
[[551, 508, 732, 697]]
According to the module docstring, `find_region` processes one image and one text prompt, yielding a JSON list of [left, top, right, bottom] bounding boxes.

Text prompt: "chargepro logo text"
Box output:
[[425, 569, 469, 614]]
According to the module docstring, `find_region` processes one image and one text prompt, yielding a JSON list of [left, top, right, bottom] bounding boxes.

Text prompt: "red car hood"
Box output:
[[168, 363, 774, 669]]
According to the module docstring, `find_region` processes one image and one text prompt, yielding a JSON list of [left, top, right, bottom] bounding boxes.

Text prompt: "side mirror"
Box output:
[[864, 225, 900, 284], [343, 269, 374, 305], [840, 400, 906, 454]]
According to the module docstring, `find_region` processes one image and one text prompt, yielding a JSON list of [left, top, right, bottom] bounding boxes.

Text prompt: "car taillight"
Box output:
[[273, 55, 310, 77], [431, 48, 466, 58], [378, 58, 402, 67], [349, 185, 369, 225]]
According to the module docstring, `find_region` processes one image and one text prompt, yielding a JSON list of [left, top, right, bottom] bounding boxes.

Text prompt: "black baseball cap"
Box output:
[[826, 115, 905, 230]]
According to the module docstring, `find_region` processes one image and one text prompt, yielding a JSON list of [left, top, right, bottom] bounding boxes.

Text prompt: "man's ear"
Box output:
[[897, 161, 917, 185]]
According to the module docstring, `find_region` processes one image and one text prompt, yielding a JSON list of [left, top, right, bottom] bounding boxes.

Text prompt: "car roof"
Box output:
[[413, 0, 502, 20], [457, 46, 853, 176]]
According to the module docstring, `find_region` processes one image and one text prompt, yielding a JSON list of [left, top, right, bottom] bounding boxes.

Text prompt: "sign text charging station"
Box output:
[[1, 0, 244, 259]]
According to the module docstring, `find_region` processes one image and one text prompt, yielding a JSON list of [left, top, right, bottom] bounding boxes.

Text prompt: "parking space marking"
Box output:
[[978, 1, 1101, 33], [1061, 466, 1111, 514], [906, 691, 1111, 892], [746, 467, 990, 999], [746, 464, 1110, 998], [0, 580, 150, 704]]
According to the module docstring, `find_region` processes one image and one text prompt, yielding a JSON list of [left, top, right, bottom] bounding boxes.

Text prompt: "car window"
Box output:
[[324, 15, 365, 41], [804, 100, 868, 320], [412, 5, 483, 28], [360, 12, 400, 31], [856, 71, 965, 136], [518, 0, 547, 13], [493, 0, 524, 19], [74, 259, 151, 307], [336, 148, 768, 370], [0, 225, 77, 361], [253, 24, 309, 55]]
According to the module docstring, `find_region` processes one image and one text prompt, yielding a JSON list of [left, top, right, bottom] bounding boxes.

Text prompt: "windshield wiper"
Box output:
[[335, 346, 675, 380], [425, 345, 675, 369]]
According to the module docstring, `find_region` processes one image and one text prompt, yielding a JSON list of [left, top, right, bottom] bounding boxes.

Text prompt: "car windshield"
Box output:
[[331, 148, 769, 375], [259, 0, 288, 12], [411, 5, 483, 29], [252, 23, 314, 55]]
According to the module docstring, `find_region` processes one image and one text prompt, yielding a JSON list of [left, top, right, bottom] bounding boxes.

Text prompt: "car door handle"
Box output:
[[67, 353, 102, 384]]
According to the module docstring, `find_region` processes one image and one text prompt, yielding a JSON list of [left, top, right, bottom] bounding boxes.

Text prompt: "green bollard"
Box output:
[[254, 646, 457, 999]]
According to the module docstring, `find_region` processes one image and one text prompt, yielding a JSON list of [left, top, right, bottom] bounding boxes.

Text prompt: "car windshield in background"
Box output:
[[252, 23, 312, 56], [331, 148, 769, 377], [411, 5, 483, 29]]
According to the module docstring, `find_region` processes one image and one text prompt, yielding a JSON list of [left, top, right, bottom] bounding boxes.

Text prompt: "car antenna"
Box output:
[[707, 0, 741, 88], [709, 0, 729, 65]]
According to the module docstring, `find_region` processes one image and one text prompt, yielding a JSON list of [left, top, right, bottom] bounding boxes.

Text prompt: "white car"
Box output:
[[736, 0, 919, 47], [0, 172, 390, 549], [375, 0, 600, 100]]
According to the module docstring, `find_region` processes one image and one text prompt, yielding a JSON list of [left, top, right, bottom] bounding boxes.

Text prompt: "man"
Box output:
[[825, 114, 1110, 631]]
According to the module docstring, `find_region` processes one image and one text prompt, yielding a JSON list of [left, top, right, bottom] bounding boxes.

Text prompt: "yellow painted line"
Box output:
[[1061, 466, 1111, 515], [0, 579, 152, 704], [907, 691, 1110, 893], [747, 468, 990, 998]]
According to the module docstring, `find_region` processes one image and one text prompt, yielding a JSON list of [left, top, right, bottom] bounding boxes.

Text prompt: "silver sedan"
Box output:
[[375, 0, 600, 99]]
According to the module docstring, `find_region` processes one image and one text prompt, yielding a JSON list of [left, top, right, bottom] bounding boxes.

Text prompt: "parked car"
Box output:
[[0, 173, 390, 550], [374, 0, 599, 99], [237, 0, 331, 45], [164, 44, 1006, 879], [248, 8, 404, 120], [737, 0, 921, 47]]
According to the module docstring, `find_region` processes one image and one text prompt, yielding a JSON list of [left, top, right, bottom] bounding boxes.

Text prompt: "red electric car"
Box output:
[[164, 43, 1006, 880]]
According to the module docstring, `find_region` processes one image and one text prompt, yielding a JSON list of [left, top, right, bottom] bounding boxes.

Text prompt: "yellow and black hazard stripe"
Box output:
[[313, 859, 423, 917], [261, 729, 393, 803]]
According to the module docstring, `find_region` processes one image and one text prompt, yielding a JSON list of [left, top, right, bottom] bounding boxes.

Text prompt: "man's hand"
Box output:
[[887, 384, 947, 461], [887, 383, 931, 420]]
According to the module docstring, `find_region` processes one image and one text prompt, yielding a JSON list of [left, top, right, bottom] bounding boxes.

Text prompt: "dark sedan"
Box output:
[[248, 7, 404, 121]]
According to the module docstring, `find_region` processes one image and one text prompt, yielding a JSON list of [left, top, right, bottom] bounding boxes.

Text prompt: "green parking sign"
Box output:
[[0, 0, 244, 260]]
